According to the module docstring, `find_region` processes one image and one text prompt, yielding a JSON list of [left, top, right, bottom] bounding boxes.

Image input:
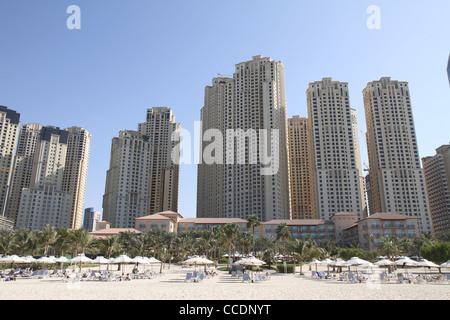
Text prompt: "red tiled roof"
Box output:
[[179, 218, 248, 224], [135, 213, 172, 220], [366, 212, 419, 220], [262, 219, 332, 226]]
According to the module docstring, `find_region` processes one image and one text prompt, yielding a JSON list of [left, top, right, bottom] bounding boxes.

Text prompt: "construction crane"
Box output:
[[217, 73, 232, 77]]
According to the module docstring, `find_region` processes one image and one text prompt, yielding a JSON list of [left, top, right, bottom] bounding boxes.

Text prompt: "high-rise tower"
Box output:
[[363, 77, 432, 233], [422, 144, 450, 235], [197, 55, 291, 221], [288, 116, 313, 219], [307, 78, 365, 220], [103, 107, 181, 228], [0, 106, 20, 217]]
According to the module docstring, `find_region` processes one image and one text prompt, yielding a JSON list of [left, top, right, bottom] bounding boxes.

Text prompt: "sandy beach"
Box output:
[[1, 264, 448, 301]]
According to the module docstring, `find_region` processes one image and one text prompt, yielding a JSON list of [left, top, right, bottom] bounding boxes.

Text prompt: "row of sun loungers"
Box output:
[[311, 270, 449, 284]]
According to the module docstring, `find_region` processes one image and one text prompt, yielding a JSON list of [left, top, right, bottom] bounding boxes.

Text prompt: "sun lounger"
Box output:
[[231, 271, 237, 278], [347, 272, 357, 283], [242, 273, 250, 283], [185, 272, 193, 282], [196, 273, 205, 282], [255, 273, 264, 282], [38, 269, 49, 279]]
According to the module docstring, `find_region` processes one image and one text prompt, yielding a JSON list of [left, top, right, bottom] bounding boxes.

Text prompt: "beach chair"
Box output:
[[415, 275, 426, 284], [347, 272, 357, 283], [39, 269, 49, 279], [231, 271, 237, 278], [197, 272, 205, 282], [311, 271, 317, 278], [397, 273, 407, 284], [185, 272, 193, 282], [242, 273, 250, 283], [255, 273, 263, 282]]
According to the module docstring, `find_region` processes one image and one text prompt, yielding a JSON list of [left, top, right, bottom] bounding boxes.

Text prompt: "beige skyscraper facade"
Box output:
[[288, 116, 313, 219], [103, 108, 181, 228], [0, 106, 20, 217], [62, 127, 91, 229], [422, 144, 450, 235], [5, 123, 42, 224], [363, 77, 432, 233], [307, 78, 365, 220], [197, 55, 291, 222], [8, 125, 91, 230]]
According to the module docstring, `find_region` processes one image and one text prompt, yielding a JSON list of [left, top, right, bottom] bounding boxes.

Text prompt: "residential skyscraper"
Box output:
[[197, 55, 291, 221], [103, 107, 181, 228], [0, 106, 20, 216], [9, 125, 91, 230], [83, 207, 102, 232], [4, 123, 43, 224], [422, 144, 450, 235], [62, 127, 91, 229], [306, 78, 365, 220], [363, 77, 432, 233], [288, 116, 313, 219], [16, 127, 72, 229]]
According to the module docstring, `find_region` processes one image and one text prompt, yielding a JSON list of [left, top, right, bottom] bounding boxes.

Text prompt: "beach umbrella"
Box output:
[[182, 257, 214, 273], [22, 256, 37, 263], [92, 256, 111, 271], [112, 254, 134, 271], [70, 254, 93, 271], [234, 257, 266, 267], [36, 256, 56, 264], [344, 257, 373, 271], [54, 256, 69, 270], [440, 260, 450, 268], [307, 258, 323, 272], [417, 259, 439, 274], [394, 257, 418, 274]]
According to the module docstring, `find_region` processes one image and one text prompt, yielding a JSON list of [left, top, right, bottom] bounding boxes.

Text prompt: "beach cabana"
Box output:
[[70, 254, 93, 271]]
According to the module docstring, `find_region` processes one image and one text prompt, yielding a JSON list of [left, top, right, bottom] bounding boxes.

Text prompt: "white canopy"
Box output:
[[36, 256, 56, 264], [394, 257, 418, 266], [54, 256, 69, 263], [112, 255, 133, 264], [234, 257, 265, 266], [374, 259, 394, 266], [92, 256, 111, 264], [417, 259, 439, 268], [182, 257, 214, 265], [70, 254, 93, 263]]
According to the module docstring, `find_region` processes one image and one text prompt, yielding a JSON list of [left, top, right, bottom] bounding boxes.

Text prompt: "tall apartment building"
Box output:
[[306, 78, 365, 220], [197, 55, 291, 222], [16, 127, 72, 229], [288, 116, 313, 219], [62, 127, 91, 229], [8, 125, 91, 230], [0, 106, 20, 216], [4, 123, 43, 223], [83, 207, 102, 232], [422, 144, 450, 235], [363, 77, 432, 233], [103, 107, 181, 228]]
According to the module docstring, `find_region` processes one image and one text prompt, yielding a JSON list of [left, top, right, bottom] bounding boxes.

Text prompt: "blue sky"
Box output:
[[0, 0, 449, 219]]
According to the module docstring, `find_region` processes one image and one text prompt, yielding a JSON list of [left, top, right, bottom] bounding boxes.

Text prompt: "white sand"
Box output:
[[1, 264, 449, 300]]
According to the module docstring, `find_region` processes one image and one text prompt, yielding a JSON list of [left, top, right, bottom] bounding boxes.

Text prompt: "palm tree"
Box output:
[[54, 228, 71, 258], [97, 235, 121, 259], [12, 229, 35, 256], [69, 228, 94, 256], [288, 238, 309, 275], [377, 235, 400, 260], [275, 223, 291, 257], [0, 230, 16, 255], [246, 215, 260, 254], [223, 223, 239, 269], [39, 224, 58, 257]]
